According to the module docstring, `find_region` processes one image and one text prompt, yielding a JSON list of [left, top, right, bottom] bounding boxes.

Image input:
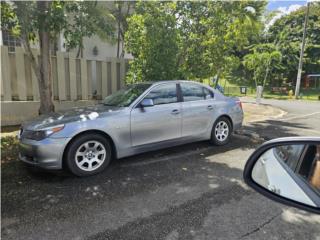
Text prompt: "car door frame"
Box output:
[[178, 82, 216, 139], [129, 82, 183, 148]]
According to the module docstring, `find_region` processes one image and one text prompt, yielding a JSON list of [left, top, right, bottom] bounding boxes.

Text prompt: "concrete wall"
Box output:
[[1, 46, 128, 102], [1, 100, 98, 126], [0, 46, 130, 126]]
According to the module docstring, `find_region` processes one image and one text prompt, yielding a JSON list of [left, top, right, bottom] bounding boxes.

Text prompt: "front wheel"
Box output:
[[210, 117, 232, 146], [65, 133, 112, 177]]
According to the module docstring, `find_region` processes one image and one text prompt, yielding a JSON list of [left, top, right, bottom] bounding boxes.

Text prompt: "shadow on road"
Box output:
[[2, 133, 320, 240], [243, 119, 312, 140]]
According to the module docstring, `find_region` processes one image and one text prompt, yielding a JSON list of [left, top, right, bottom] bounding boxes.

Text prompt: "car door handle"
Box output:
[[207, 105, 214, 110], [171, 109, 180, 115]]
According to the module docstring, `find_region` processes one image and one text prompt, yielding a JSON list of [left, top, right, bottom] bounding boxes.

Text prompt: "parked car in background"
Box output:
[[19, 80, 243, 176]]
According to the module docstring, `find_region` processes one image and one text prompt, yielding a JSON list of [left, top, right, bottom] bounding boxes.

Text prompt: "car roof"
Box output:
[[139, 80, 207, 86]]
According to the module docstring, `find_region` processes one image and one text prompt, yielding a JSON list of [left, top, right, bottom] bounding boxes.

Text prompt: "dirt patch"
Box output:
[[242, 102, 286, 124]]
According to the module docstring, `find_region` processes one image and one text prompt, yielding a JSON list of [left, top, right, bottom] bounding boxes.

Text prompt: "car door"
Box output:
[[180, 82, 215, 137], [130, 83, 182, 147]]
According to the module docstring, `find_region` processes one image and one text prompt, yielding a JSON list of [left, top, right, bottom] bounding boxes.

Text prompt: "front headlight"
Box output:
[[24, 125, 65, 141]]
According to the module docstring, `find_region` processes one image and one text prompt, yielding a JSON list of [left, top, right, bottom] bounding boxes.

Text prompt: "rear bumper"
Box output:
[[19, 137, 70, 170], [232, 111, 244, 132], [233, 121, 243, 132]]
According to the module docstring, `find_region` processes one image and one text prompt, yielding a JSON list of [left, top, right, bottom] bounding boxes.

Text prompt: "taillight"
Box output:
[[236, 100, 242, 109]]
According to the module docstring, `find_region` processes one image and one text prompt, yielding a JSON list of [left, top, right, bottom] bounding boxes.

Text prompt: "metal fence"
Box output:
[[1, 46, 129, 102], [223, 85, 319, 100], [223, 86, 256, 96]]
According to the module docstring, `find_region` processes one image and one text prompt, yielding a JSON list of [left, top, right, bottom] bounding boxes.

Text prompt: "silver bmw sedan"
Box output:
[[19, 80, 243, 176]]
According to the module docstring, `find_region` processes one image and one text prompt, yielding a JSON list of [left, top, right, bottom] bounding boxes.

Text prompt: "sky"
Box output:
[[267, 1, 308, 11], [265, 0, 310, 29]]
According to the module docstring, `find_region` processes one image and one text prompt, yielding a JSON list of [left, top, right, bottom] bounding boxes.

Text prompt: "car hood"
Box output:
[[22, 104, 123, 131]]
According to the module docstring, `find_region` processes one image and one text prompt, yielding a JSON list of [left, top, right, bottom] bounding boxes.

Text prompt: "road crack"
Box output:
[[239, 212, 282, 239]]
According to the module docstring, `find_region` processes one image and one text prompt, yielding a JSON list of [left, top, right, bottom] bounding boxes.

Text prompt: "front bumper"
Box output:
[[19, 137, 71, 170]]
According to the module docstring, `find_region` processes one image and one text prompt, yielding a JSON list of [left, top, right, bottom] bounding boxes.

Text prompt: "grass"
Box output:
[[219, 83, 320, 101], [262, 93, 319, 101], [201, 77, 320, 101]]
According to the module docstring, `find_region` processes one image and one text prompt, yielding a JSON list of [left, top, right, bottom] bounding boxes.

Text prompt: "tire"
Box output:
[[210, 117, 232, 146], [65, 133, 112, 177]]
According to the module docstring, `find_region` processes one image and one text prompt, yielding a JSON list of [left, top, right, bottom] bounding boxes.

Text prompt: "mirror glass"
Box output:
[[140, 98, 154, 107], [252, 144, 320, 208]]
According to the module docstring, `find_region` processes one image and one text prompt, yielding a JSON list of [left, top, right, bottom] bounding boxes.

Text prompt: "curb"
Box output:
[[242, 101, 288, 124]]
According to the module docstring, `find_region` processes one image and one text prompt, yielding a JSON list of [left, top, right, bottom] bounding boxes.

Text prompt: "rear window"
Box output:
[[181, 83, 213, 102]]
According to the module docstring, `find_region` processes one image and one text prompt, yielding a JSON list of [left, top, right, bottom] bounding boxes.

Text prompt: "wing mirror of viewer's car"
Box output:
[[140, 98, 154, 108], [243, 137, 320, 214]]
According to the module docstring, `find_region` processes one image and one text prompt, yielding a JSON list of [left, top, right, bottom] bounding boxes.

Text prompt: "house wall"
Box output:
[[81, 35, 132, 60]]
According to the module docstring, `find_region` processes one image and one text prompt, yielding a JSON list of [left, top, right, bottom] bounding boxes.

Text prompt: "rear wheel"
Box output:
[[65, 133, 112, 177], [210, 117, 232, 146]]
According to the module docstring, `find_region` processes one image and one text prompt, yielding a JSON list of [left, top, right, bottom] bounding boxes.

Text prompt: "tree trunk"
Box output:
[[116, 23, 121, 58], [76, 38, 84, 58], [37, 1, 55, 114], [120, 34, 125, 58], [116, 4, 122, 58]]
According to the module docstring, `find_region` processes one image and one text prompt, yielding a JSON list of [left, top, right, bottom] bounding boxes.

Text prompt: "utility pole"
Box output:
[[295, 2, 310, 99]]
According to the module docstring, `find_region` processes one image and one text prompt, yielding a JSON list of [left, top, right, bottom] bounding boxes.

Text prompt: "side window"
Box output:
[[181, 83, 213, 102], [145, 83, 177, 105], [203, 87, 214, 99]]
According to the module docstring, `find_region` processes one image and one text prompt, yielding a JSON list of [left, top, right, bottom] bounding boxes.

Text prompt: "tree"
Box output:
[[64, 2, 115, 58], [125, 1, 266, 82], [125, 1, 179, 82], [266, 2, 320, 85], [195, 1, 266, 80], [1, 1, 115, 114], [1, 1, 64, 113], [106, 1, 134, 58], [174, 1, 213, 80], [243, 43, 282, 88]]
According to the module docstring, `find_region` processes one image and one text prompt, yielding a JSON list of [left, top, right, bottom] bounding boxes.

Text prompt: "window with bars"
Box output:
[[2, 30, 21, 52]]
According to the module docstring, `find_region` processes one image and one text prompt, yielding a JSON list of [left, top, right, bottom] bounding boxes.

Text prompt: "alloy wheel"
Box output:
[[75, 140, 107, 171], [215, 121, 229, 142]]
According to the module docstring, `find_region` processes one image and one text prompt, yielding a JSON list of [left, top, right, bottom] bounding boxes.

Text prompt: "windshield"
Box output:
[[103, 84, 151, 107]]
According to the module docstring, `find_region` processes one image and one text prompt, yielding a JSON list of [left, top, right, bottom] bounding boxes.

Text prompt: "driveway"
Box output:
[[2, 99, 320, 240]]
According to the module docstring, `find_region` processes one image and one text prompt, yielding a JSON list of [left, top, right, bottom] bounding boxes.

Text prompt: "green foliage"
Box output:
[[64, 2, 115, 51], [0, 1, 115, 52], [125, 1, 267, 82], [266, 2, 320, 83], [243, 43, 282, 87], [0, 1, 116, 113], [0, 2, 20, 35], [125, 1, 179, 82]]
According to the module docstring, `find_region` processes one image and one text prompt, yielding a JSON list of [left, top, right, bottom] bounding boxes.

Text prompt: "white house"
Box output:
[[0, 1, 133, 60], [0, 28, 132, 60]]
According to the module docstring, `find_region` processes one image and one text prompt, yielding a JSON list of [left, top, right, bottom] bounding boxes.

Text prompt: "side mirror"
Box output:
[[243, 137, 320, 214], [140, 98, 154, 108]]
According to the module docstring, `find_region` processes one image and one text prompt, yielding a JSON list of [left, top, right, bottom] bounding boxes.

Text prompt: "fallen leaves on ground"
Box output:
[[1, 135, 19, 164]]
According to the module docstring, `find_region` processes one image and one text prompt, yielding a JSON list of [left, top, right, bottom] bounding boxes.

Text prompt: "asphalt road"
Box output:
[[2, 99, 320, 240]]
